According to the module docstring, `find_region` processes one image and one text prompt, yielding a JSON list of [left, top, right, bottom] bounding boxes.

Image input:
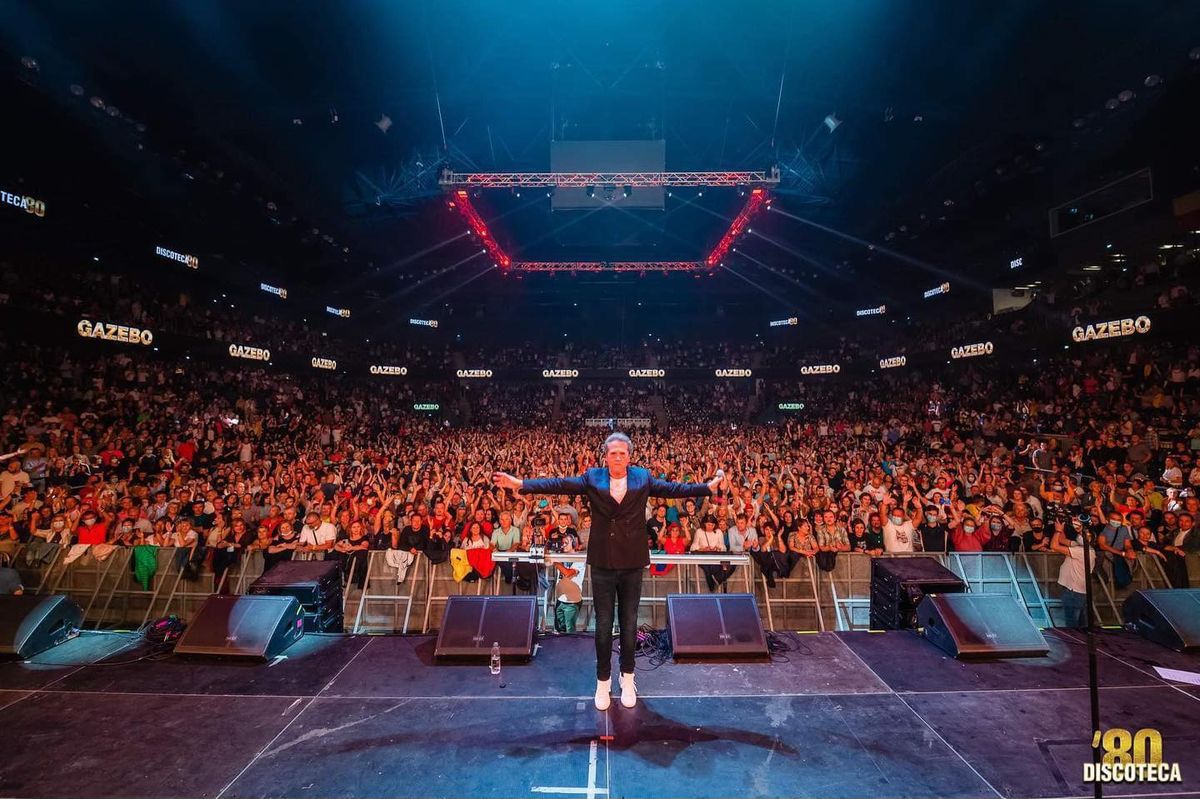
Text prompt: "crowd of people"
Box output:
[[1, 247, 1198, 627], [0, 334, 1196, 621]]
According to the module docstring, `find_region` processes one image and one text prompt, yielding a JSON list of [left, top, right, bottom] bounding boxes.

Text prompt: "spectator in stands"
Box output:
[[692, 514, 733, 592], [1163, 512, 1197, 588], [264, 520, 299, 572], [299, 510, 337, 556], [333, 519, 371, 589]]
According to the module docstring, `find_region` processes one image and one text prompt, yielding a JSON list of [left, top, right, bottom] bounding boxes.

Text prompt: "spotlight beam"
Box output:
[[416, 263, 497, 309], [768, 204, 967, 287], [719, 264, 793, 311]]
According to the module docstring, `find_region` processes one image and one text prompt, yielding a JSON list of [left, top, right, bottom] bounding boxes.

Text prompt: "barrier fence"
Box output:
[[7, 544, 1197, 634]]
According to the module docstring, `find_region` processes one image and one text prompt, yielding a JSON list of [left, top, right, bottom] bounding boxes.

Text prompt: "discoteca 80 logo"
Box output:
[[1084, 728, 1182, 784], [1, 189, 46, 218]]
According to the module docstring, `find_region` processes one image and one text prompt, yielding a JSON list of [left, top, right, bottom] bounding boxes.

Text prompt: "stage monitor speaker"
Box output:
[[1122, 589, 1200, 652], [666, 593, 769, 659], [174, 594, 304, 660], [917, 593, 1049, 659], [870, 557, 965, 631], [0, 594, 83, 659], [434, 596, 536, 659]]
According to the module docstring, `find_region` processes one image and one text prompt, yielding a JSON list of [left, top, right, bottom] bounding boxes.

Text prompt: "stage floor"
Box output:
[[0, 627, 1197, 799]]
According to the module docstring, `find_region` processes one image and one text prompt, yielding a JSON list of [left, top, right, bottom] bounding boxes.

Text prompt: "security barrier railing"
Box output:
[[12, 546, 1199, 634]]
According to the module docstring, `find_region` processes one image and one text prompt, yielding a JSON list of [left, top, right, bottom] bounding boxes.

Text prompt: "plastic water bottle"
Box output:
[[490, 642, 501, 675]]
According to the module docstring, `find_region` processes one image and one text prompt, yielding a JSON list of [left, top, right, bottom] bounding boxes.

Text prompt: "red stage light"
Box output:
[[705, 190, 768, 268]]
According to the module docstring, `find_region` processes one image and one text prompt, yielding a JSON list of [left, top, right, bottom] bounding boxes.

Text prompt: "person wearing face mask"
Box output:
[[1093, 506, 1134, 588], [72, 507, 111, 546], [1050, 521, 1096, 628], [948, 501, 990, 552], [982, 512, 1019, 553], [25, 512, 69, 565], [880, 494, 916, 553], [1022, 517, 1051, 552], [917, 505, 949, 554]]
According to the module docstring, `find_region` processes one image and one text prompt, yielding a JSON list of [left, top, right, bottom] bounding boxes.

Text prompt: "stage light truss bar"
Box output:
[[705, 188, 769, 268], [448, 190, 511, 269], [440, 170, 780, 189], [511, 261, 704, 272]]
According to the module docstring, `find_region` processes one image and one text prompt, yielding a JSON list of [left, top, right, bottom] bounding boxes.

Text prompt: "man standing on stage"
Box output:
[[493, 432, 719, 710]]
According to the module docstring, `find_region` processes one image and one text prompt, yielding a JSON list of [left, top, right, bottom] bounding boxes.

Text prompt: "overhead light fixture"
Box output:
[[623, 185, 632, 198], [823, 113, 842, 133], [375, 114, 392, 133], [1144, 74, 1162, 88], [585, 185, 595, 198]]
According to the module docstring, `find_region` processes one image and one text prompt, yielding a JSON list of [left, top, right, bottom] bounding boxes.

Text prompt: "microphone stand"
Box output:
[[1076, 477, 1102, 799]]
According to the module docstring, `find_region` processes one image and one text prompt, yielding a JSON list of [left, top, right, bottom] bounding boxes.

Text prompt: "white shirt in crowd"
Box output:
[[883, 518, 916, 553], [690, 528, 727, 552], [1057, 539, 1094, 593], [300, 521, 338, 547]]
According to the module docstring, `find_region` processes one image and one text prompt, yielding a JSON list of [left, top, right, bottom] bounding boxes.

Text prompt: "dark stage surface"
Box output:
[[0, 628, 1197, 799]]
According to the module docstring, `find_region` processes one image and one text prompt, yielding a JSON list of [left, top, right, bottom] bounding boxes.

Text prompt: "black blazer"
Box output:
[[520, 466, 710, 569]]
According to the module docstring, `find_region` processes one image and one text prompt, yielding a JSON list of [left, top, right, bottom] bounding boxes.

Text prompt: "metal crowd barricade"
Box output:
[[758, 555, 823, 633], [641, 555, 691, 629], [47, 547, 119, 607], [93, 546, 175, 629], [11, 542, 63, 595], [81, 548, 133, 626], [822, 552, 949, 631], [414, 551, 756, 634], [1021, 550, 1126, 628], [352, 550, 425, 634], [231, 550, 267, 594], [139, 546, 222, 626], [422, 555, 495, 633], [949, 552, 1051, 628]]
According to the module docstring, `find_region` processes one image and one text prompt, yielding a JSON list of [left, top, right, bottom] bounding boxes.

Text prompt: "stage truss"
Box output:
[[438, 168, 779, 189], [443, 171, 774, 273]]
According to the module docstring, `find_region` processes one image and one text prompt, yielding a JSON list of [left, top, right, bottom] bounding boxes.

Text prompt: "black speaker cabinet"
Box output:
[[0, 594, 83, 659], [250, 560, 341, 606], [917, 593, 1049, 659], [1122, 588, 1200, 652], [175, 594, 304, 660], [434, 596, 536, 659], [666, 593, 769, 659], [870, 557, 966, 631]]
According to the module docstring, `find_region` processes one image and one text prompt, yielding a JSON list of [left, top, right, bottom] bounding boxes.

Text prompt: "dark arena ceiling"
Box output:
[[2, 1, 1199, 343]]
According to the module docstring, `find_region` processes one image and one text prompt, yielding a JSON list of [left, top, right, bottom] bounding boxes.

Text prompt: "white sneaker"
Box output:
[[594, 679, 611, 711], [619, 672, 637, 708]]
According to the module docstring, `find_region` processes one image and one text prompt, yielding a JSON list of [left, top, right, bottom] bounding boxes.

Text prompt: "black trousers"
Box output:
[[591, 566, 643, 680]]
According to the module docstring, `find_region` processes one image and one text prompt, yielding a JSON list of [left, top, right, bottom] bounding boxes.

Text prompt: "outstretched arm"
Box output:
[[649, 475, 716, 499], [493, 472, 586, 496]]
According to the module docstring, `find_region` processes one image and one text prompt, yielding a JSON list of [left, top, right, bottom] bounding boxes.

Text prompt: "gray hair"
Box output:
[[604, 432, 634, 455]]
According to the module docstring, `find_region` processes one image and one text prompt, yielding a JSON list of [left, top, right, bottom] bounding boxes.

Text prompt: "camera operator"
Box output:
[[1050, 514, 1097, 628]]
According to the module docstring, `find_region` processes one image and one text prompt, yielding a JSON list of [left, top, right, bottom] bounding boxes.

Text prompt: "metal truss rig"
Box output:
[[439, 167, 780, 189], [444, 173, 774, 273], [511, 261, 704, 272]]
